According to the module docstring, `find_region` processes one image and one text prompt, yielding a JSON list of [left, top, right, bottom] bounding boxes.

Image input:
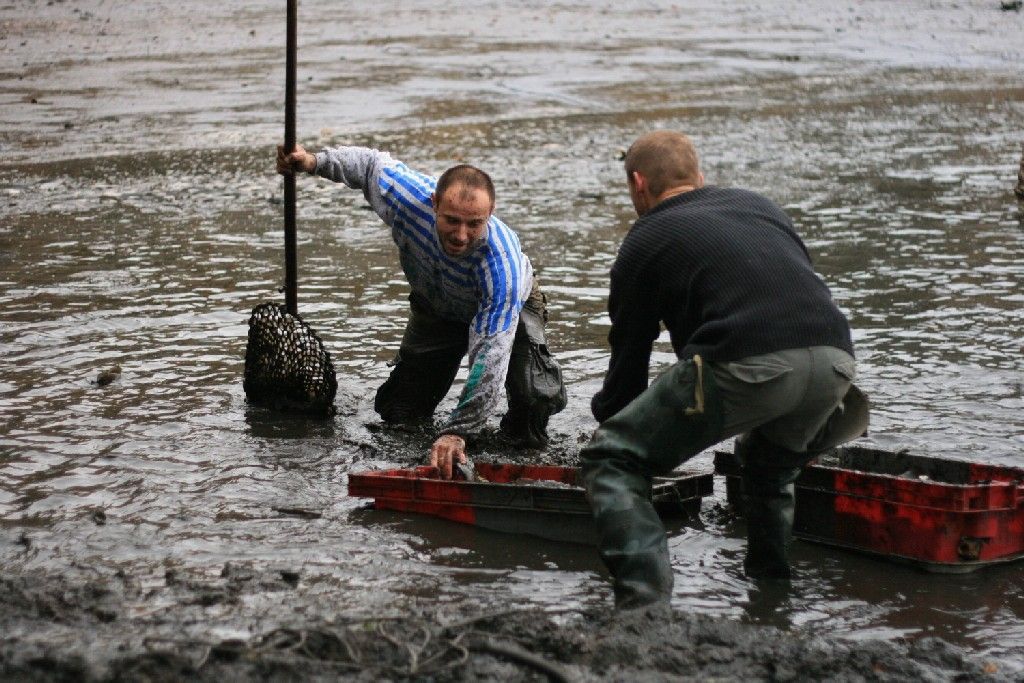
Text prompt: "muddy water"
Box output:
[[2, 0, 1023, 673]]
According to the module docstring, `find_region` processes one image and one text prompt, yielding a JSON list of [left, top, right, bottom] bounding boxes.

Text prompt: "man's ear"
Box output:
[[630, 171, 646, 194], [696, 172, 705, 188]]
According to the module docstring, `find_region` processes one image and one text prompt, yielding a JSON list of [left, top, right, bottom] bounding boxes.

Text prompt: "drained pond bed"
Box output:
[[0, 569, 1009, 682], [2, 0, 1024, 678]]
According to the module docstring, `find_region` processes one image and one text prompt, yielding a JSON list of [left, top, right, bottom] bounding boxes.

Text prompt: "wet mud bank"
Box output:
[[1, 569, 1009, 682], [3, 0, 1024, 679]]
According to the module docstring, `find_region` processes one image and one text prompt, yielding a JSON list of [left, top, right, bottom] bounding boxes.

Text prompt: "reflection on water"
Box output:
[[1, 0, 1023, 669]]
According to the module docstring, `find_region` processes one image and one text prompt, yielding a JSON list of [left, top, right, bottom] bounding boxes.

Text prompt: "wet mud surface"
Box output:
[[0, 570, 1010, 682], [2, 0, 1024, 680]]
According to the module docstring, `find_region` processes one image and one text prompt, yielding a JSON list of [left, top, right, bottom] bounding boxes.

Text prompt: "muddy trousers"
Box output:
[[374, 289, 566, 446], [580, 346, 856, 609]]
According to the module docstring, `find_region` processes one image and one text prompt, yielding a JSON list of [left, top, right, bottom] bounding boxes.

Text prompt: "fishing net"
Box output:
[[243, 302, 337, 416]]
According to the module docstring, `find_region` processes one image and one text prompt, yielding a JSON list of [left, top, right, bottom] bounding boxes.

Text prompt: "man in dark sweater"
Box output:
[[581, 130, 866, 609]]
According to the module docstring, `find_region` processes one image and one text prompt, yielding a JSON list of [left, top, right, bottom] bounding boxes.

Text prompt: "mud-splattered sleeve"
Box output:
[[440, 221, 530, 437], [440, 312, 519, 437]]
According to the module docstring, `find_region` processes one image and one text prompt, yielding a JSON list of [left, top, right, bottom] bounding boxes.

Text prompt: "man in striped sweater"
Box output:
[[278, 144, 565, 476], [582, 131, 864, 609]]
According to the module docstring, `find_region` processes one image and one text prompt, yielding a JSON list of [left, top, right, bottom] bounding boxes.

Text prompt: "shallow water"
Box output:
[[2, 0, 1023, 671]]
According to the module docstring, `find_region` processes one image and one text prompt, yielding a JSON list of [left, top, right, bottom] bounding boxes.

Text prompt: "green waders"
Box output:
[[734, 386, 870, 580], [581, 356, 724, 609], [582, 347, 865, 608]]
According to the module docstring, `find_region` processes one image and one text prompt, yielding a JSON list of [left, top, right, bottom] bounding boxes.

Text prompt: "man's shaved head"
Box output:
[[624, 131, 701, 198], [435, 164, 495, 209]]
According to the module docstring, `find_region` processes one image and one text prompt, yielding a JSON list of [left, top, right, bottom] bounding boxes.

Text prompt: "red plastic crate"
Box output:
[[714, 446, 1024, 572], [348, 462, 713, 545]]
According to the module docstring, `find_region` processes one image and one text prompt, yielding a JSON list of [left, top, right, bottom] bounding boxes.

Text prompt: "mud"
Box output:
[[3, 0, 1024, 680], [0, 569, 1010, 682], [503, 478, 579, 489], [3, 431, 1018, 682]]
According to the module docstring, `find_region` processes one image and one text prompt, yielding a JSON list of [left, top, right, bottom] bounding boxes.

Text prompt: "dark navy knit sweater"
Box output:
[[591, 185, 853, 423]]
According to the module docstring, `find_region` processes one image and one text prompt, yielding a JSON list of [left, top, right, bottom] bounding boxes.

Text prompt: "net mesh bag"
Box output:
[[243, 302, 337, 416]]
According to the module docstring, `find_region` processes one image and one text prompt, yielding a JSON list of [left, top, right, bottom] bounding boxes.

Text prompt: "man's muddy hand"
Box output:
[[276, 144, 316, 175], [430, 434, 467, 480]]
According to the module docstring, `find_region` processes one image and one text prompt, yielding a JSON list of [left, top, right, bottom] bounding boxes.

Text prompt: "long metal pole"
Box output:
[[283, 0, 298, 315]]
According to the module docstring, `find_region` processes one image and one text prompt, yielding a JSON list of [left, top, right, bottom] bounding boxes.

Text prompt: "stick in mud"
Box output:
[[472, 638, 575, 683]]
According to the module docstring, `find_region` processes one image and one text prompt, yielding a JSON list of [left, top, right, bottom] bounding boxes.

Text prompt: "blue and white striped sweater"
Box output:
[[315, 146, 534, 435]]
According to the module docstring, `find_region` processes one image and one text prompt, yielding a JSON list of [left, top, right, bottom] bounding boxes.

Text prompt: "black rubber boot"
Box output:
[[735, 434, 807, 580]]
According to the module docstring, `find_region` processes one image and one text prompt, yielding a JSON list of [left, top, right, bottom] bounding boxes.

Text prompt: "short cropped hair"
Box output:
[[624, 131, 701, 197], [435, 164, 496, 209]]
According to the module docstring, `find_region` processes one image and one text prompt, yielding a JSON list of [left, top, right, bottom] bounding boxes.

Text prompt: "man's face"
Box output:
[[432, 184, 492, 257]]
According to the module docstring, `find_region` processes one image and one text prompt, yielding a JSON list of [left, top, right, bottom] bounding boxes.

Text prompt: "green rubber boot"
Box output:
[[584, 460, 673, 609], [735, 434, 807, 580], [582, 356, 724, 609]]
